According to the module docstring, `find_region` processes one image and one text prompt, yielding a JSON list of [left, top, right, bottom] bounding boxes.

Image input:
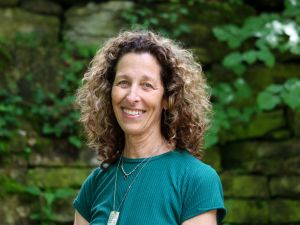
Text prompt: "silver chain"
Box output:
[[113, 142, 164, 211], [120, 144, 162, 179], [120, 155, 149, 179]]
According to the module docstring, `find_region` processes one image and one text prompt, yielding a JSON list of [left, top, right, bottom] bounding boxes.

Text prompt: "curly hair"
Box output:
[[75, 30, 212, 168]]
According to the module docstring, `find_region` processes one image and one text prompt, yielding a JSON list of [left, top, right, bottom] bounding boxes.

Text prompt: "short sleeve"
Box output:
[[73, 168, 99, 222], [181, 164, 226, 224]]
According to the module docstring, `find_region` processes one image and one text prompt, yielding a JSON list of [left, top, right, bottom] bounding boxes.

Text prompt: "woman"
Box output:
[[74, 30, 226, 225]]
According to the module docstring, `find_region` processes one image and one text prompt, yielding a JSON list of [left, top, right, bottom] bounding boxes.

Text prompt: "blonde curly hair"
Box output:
[[75, 30, 212, 168]]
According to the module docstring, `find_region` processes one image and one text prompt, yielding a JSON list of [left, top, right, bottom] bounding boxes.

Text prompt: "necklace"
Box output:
[[120, 147, 159, 179], [107, 142, 164, 225]]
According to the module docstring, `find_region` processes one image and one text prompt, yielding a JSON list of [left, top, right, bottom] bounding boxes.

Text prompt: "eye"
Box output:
[[116, 80, 129, 88], [142, 82, 154, 90]]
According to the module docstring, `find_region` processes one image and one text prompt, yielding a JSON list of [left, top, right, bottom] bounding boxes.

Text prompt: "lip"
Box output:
[[121, 107, 146, 118]]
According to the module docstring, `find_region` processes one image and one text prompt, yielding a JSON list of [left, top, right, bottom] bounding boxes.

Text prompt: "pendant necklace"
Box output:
[[107, 142, 163, 225], [120, 154, 149, 179]]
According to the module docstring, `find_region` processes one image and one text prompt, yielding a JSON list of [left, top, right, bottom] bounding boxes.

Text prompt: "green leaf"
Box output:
[[234, 78, 252, 99], [213, 83, 234, 105], [290, 44, 300, 55], [281, 91, 300, 109], [30, 212, 41, 220], [42, 123, 54, 135], [55, 188, 74, 199], [284, 78, 300, 90], [223, 52, 246, 75], [242, 50, 257, 64], [68, 135, 82, 148], [266, 84, 283, 93], [232, 64, 246, 76], [257, 92, 281, 110], [257, 49, 275, 67], [281, 80, 300, 109], [204, 131, 219, 149], [204, 120, 220, 148], [227, 107, 240, 118], [25, 186, 41, 196], [240, 106, 256, 122], [223, 52, 242, 68], [43, 192, 55, 206]]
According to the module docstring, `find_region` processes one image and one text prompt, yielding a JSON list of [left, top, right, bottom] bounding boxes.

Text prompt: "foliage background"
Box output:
[[0, 0, 300, 224]]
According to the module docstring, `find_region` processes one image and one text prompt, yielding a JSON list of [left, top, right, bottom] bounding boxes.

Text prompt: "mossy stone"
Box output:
[[221, 174, 269, 198], [26, 168, 92, 188], [0, 8, 59, 44], [221, 140, 300, 174], [288, 110, 300, 138], [268, 129, 291, 139], [224, 199, 269, 223], [0, 0, 18, 6], [20, 0, 62, 15], [52, 193, 77, 222], [0, 195, 31, 225], [244, 64, 300, 93], [220, 110, 286, 142], [270, 199, 300, 223], [270, 176, 300, 197], [202, 147, 222, 172], [29, 143, 97, 167], [64, 1, 133, 45]]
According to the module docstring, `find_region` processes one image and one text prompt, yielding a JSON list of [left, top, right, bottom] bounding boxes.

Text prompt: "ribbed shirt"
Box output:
[[73, 149, 226, 224]]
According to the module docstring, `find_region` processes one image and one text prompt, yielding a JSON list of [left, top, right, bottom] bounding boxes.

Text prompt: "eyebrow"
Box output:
[[141, 75, 157, 83], [114, 74, 130, 80], [115, 74, 158, 83]]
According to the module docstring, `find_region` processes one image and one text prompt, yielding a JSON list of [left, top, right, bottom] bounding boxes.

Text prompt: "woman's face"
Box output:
[[111, 52, 165, 137]]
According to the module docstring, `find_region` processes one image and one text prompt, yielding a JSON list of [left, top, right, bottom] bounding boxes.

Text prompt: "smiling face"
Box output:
[[111, 52, 165, 137]]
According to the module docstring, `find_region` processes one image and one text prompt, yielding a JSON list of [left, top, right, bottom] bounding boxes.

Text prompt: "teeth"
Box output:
[[123, 108, 144, 115]]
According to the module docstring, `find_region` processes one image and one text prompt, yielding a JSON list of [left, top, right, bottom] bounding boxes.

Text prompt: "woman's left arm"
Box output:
[[181, 210, 217, 225]]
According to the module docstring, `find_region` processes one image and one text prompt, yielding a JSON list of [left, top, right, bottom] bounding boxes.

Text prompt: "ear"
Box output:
[[162, 98, 168, 110]]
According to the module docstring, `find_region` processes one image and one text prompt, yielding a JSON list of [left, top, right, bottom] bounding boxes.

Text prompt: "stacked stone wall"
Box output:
[[0, 0, 299, 224]]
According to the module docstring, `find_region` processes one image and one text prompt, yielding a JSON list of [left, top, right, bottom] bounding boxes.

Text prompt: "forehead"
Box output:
[[115, 52, 162, 79]]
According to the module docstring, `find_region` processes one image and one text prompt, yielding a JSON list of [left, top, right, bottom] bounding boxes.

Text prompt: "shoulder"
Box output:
[[81, 167, 104, 188], [163, 149, 221, 187], [170, 149, 218, 176], [87, 167, 103, 179]]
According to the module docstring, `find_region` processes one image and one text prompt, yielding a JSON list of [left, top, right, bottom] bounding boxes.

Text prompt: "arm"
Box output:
[[182, 210, 217, 225], [74, 210, 89, 225]]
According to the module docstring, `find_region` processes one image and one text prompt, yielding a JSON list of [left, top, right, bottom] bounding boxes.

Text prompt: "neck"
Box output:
[[123, 132, 172, 158]]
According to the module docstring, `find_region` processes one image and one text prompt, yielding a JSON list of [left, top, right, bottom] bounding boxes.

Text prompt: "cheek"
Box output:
[[111, 87, 120, 105]]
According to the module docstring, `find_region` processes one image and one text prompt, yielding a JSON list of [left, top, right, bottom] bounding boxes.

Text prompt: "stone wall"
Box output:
[[0, 0, 299, 225]]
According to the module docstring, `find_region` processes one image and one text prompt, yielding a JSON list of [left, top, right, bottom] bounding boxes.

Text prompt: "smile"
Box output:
[[122, 107, 145, 116]]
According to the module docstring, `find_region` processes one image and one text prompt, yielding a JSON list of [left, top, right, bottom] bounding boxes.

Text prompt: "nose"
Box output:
[[126, 86, 140, 104]]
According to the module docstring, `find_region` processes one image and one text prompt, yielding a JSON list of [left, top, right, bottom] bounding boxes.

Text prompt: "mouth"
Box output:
[[122, 107, 146, 116]]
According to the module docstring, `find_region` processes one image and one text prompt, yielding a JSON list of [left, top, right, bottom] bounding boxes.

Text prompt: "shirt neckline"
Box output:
[[121, 148, 180, 164]]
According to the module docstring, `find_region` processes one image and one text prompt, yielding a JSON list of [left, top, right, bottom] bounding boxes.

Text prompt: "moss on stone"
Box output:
[[0, 0, 18, 7], [270, 176, 300, 197], [245, 64, 300, 93], [0, 8, 59, 44], [221, 174, 269, 198], [64, 1, 133, 45], [221, 140, 300, 174], [288, 110, 300, 138], [0, 195, 31, 225], [202, 147, 222, 172], [20, 0, 62, 15], [220, 110, 286, 142], [26, 168, 92, 188], [270, 199, 300, 223], [224, 199, 269, 223]]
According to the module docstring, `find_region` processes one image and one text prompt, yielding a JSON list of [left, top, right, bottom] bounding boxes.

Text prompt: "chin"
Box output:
[[121, 125, 146, 136]]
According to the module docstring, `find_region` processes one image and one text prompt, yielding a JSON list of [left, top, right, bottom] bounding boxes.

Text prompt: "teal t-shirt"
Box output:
[[73, 149, 226, 224]]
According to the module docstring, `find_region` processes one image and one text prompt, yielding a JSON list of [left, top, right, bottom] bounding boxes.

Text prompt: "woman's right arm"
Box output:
[[74, 210, 89, 225]]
